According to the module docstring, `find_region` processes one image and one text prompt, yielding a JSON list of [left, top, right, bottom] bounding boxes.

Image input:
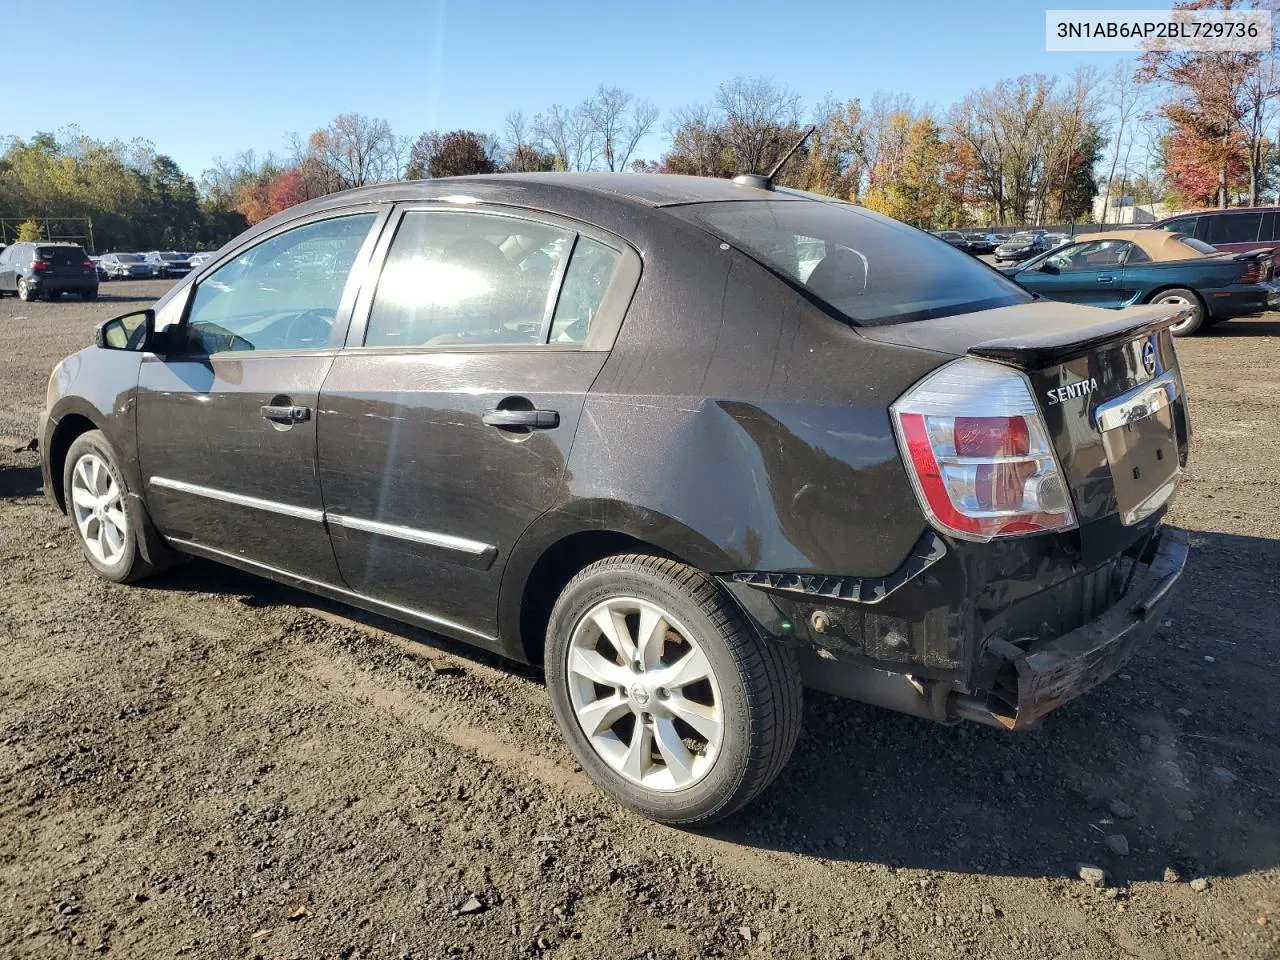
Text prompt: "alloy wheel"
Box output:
[[70, 453, 129, 566], [565, 596, 724, 791], [1155, 293, 1199, 334]]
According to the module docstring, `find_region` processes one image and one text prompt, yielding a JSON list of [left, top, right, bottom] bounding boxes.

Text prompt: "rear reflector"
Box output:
[[891, 357, 1076, 542]]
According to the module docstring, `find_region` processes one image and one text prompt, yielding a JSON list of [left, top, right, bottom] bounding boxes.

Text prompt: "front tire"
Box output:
[[1150, 287, 1205, 336], [63, 431, 157, 584], [545, 554, 802, 825]]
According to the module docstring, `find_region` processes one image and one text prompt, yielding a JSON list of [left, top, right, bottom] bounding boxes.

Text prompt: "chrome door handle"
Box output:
[[261, 404, 311, 424], [1097, 276, 1115, 283]]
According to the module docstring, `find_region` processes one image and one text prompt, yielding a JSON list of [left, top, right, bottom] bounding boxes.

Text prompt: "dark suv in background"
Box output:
[[1151, 206, 1280, 253], [0, 242, 99, 302]]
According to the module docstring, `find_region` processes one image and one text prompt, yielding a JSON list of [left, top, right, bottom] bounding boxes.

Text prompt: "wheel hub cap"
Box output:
[[566, 597, 724, 791], [70, 452, 128, 566]]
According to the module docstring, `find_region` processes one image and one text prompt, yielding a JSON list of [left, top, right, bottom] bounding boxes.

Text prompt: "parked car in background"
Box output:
[[100, 253, 156, 280], [1150, 206, 1280, 254], [932, 230, 972, 252], [40, 172, 1190, 825], [1001, 229, 1274, 335], [142, 251, 194, 278], [0, 242, 98, 302], [1042, 232, 1072, 249], [993, 232, 1051, 263], [188, 251, 217, 268], [965, 232, 999, 254]]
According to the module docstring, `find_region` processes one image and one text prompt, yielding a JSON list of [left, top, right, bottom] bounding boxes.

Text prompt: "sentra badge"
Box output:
[[1045, 377, 1098, 405]]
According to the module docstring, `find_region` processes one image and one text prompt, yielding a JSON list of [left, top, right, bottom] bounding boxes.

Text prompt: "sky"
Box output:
[[6, 0, 1176, 178]]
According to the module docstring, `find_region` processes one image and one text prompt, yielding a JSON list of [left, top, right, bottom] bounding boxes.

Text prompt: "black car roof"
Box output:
[[285, 172, 812, 219]]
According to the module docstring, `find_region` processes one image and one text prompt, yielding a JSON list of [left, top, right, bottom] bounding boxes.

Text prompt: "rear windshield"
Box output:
[[1180, 237, 1217, 254], [36, 246, 86, 264], [160, 252, 184, 260], [679, 201, 1029, 326], [116, 254, 142, 262]]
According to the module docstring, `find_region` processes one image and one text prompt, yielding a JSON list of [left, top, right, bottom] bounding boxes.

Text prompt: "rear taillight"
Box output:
[[83, 260, 95, 271], [31, 259, 49, 272], [1239, 261, 1264, 284], [891, 357, 1076, 542]]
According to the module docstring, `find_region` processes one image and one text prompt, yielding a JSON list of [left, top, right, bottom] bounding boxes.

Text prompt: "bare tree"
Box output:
[[1100, 63, 1147, 225], [665, 103, 725, 176], [534, 103, 600, 171], [583, 85, 660, 171], [310, 113, 400, 190], [714, 76, 802, 173]]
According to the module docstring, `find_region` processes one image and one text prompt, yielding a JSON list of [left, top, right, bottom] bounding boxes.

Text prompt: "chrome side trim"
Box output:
[[162, 537, 496, 643], [1094, 371, 1179, 432], [325, 513, 493, 558], [149, 476, 324, 522]]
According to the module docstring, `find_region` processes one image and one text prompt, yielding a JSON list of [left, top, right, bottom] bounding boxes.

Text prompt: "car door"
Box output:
[[317, 205, 637, 641], [0, 246, 14, 291], [135, 208, 386, 582], [1016, 239, 1130, 307]]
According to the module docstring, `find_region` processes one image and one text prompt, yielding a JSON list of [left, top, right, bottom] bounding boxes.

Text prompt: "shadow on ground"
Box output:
[[0, 464, 42, 498], [136, 529, 1280, 882], [1206, 317, 1280, 337]]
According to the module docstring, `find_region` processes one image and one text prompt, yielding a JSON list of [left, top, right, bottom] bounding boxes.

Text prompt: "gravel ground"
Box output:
[[1, 281, 1277, 959]]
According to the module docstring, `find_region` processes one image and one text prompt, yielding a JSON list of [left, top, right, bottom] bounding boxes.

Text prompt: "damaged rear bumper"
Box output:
[[723, 523, 1189, 731], [954, 525, 1188, 729]]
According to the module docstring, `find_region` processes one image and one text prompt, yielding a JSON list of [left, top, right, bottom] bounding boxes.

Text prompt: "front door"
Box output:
[[1019, 238, 1132, 308], [318, 206, 630, 639], [136, 210, 383, 581]]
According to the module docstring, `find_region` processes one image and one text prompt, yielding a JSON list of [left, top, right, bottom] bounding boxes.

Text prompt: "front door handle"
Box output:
[[482, 408, 560, 429], [1097, 276, 1115, 283], [261, 404, 311, 424]]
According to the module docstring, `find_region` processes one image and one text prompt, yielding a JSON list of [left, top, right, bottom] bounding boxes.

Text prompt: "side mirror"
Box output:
[[95, 309, 157, 353]]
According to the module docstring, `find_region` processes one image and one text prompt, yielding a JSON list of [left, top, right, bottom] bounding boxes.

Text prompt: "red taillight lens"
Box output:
[[31, 259, 49, 272], [83, 260, 96, 271], [892, 359, 1076, 542], [1239, 261, 1264, 284]]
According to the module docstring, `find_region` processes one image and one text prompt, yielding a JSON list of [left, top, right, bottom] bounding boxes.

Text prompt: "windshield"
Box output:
[[1007, 234, 1036, 243], [161, 252, 184, 261], [116, 254, 142, 263], [678, 201, 1029, 327]]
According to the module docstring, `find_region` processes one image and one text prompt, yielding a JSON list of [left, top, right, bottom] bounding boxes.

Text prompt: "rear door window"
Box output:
[[364, 210, 574, 348], [678, 201, 1029, 326], [1206, 213, 1262, 245]]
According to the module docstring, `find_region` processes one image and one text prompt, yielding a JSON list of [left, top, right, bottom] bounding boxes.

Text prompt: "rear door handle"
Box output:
[[482, 409, 560, 429], [1097, 276, 1115, 283], [261, 404, 311, 424]]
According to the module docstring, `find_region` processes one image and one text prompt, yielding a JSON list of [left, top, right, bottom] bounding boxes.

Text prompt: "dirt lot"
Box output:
[[1, 280, 1277, 959]]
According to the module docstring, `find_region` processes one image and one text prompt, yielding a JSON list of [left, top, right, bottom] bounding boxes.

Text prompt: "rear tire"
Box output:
[[82, 289, 98, 301], [545, 554, 802, 825], [17, 279, 37, 302], [1149, 288, 1205, 336], [63, 430, 158, 584]]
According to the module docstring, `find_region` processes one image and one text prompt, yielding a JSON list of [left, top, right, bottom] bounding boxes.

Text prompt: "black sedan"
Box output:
[[40, 173, 1191, 824], [994, 231, 1050, 263]]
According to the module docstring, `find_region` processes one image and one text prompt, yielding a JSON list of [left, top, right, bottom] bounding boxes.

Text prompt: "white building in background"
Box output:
[[1093, 194, 1171, 225]]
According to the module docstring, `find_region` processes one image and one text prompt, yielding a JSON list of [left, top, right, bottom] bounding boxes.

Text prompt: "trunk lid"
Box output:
[[862, 300, 1192, 551]]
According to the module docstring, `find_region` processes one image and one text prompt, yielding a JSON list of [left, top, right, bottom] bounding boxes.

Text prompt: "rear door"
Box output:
[[136, 208, 386, 582], [0, 246, 15, 291], [317, 205, 637, 640], [37, 245, 91, 284], [1204, 211, 1264, 252]]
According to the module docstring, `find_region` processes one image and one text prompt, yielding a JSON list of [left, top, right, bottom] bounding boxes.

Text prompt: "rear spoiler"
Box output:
[[968, 305, 1190, 369], [1232, 246, 1275, 261]]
